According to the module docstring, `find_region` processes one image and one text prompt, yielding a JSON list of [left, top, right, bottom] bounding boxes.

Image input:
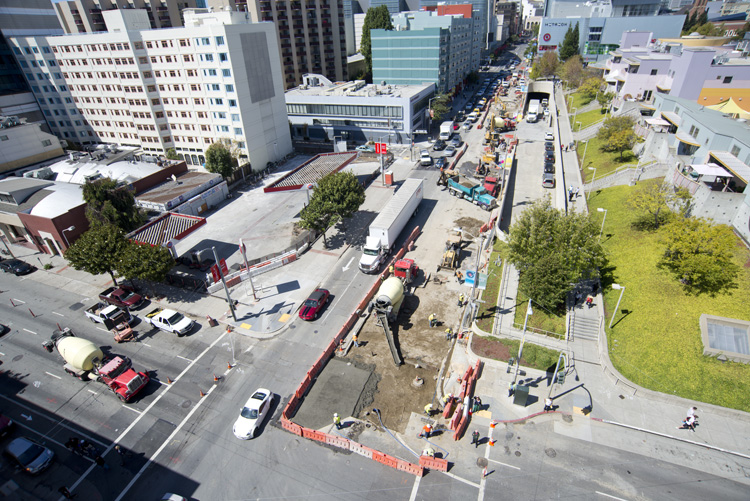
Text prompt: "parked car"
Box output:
[[462, 121, 472, 131], [232, 389, 273, 439], [420, 150, 432, 166], [432, 139, 446, 151], [4, 437, 54, 474], [449, 136, 462, 148], [355, 144, 375, 152], [0, 259, 33, 276], [544, 150, 555, 163], [299, 288, 330, 320], [544, 132, 554, 141], [544, 141, 555, 151], [444, 145, 456, 157], [435, 157, 446, 170], [544, 162, 555, 174], [0, 324, 8, 337], [542, 173, 556, 188]]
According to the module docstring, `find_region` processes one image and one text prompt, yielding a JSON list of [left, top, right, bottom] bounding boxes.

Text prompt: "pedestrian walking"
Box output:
[[575, 291, 582, 304], [428, 313, 436, 328], [333, 413, 342, 430], [445, 327, 453, 341], [677, 415, 697, 431], [544, 398, 553, 411], [352, 333, 359, 347], [471, 430, 481, 448], [458, 293, 465, 307], [94, 455, 109, 470], [575, 186, 580, 198], [58, 486, 76, 499], [114, 445, 129, 466], [419, 424, 433, 438], [687, 406, 697, 419]]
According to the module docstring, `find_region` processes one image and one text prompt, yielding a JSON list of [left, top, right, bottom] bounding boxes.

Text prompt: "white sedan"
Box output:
[[232, 388, 273, 439]]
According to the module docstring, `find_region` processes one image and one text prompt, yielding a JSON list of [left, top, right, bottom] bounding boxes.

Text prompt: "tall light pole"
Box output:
[[587, 166, 597, 201], [596, 208, 607, 241], [239, 238, 257, 301], [513, 299, 533, 385], [62, 225, 75, 250], [580, 139, 590, 169], [609, 284, 625, 329], [212, 246, 237, 322]]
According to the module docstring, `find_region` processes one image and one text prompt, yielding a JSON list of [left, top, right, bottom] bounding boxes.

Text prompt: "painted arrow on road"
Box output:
[[21, 414, 32, 421], [342, 257, 355, 272]]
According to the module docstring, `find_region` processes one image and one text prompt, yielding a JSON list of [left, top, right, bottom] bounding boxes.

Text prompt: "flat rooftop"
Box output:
[[136, 171, 220, 205], [286, 79, 432, 100], [264, 152, 358, 192]]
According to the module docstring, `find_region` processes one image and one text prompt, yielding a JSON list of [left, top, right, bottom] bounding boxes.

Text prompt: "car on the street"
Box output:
[[462, 121, 472, 131], [232, 388, 273, 439], [444, 145, 456, 157], [449, 136, 462, 148], [542, 173, 556, 188], [0, 324, 8, 337], [544, 132, 554, 141], [435, 157, 446, 170], [432, 139, 446, 151], [478, 98, 487, 107], [355, 144, 375, 153], [544, 150, 555, 163], [0, 259, 33, 276], [420, 150, 432, 166], [299, 288, 330, 320], [544, 141, 555, 151], [544, 162, 555, 174], [3, 437, 54, 474]]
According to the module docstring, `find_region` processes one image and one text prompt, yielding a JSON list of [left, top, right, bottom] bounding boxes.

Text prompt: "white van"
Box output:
[[420, 150, 432, 166], [467, 112, 478, 123]]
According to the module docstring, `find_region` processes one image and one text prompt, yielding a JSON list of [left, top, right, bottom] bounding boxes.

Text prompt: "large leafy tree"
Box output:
[[530, 50, 559, 80], [597, 91, 615, 113], [626, 181, 691, 230], [579, 76, 604, 100], [596, 116, 637, 159], [430, 94, 451, 122], [660, 218, 738, 295], [559, 22, 580, 61], [299, 171, 366, 246], [682, 11, 698, 34], [505, 197, 607, 311], [360, 5, 393, 78], [65, 223, 128, 285], [165, 148, 180, 160], [82, 178, 145, 232], [204, 142, 234, 178], [559, 55, 585, 88], [118, 242, 175, 293]]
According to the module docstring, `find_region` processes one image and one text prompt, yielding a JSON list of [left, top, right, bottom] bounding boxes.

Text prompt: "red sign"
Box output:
[[543, 33, 551, 42], [210, 259, 229, 283], [220, 258, 228, 275], [375, 143, 387, 154]]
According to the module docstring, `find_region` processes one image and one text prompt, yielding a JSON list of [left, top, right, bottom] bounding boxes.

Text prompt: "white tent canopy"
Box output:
[[689, 163, 731, 177]]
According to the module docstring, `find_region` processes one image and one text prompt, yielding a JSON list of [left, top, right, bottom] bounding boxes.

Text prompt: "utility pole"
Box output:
[[212, 246, 237, 322], [239, 239, 257, 301]]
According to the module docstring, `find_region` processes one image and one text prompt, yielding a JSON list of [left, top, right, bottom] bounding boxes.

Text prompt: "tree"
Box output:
[[430, 94, 451, 123], [299, 171, 366, 246], [626, 181, 690, 230], [596, 115, 637, 158], [204, 142, 233, 178], [165, 148, 180, 160], [360, 5, 393, 78], [65, 223, 127, 285], [697, 10, 708, 26], [559, 55, 585, 88], [579, 76, 604, 100], [524, 42, 538, 61], [530, 50, 558, 80], [695, 22, 724, 37], [118, 242, 175, 294], [559, 22, 579, 61], [505, 197, 607, 311], [82, 178, 144, 232], [734, 21, 749, 40], [683, 11, 697, 34], [660, 218, 739, 295], [597, 91, 615, 113]]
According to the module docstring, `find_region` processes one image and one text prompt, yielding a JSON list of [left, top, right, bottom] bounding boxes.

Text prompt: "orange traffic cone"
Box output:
[[214, 374, 220, 382], [167, 377, 173, 384], [199, 390, 206, 397], [227, 362, 233, 369]]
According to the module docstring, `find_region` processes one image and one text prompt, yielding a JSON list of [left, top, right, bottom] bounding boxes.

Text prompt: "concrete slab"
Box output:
[[293, 358, 373, 430]]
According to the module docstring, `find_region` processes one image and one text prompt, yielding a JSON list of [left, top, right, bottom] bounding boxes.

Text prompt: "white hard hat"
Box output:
[[334, 413, 338, 416]]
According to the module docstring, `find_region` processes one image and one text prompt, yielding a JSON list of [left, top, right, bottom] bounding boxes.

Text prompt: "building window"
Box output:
[[234, 127, 242, 135], [225, 84, 234, 92], [228, 99, 237, 107], [219, 53, 228, 62], [650, 69, 657, 76], [731, 145, 741, 156], [723, 76, 733, 84], [222, 69, 231, 77], [215, 36, 225, 45], [231, 114, 239, 121], [219, 125, 229, 132]]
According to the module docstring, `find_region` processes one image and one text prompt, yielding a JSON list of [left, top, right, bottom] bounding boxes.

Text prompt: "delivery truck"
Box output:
[[439, 121, 454, 141], [527, 99, 540, 123], [359, 178, 424, 273]]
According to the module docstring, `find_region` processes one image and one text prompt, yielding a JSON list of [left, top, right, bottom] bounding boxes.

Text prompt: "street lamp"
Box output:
[[513, 299, 533, 385], [596, 208, 607, 241], [609, 284, 625, 329], [575, 121, 582, 132], [587, 166, 597, 201], [580, 139, 590, 170], [62, 225, 75, 249]]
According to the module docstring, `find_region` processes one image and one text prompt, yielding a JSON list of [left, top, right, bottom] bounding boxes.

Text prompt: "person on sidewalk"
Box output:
[[677, 415, 697, 431], [471, 430, 481, 448], [333, 413, 342, 430], [352, 334, 359, 347], [419, 424, 433, 439], [472, 396, 482, 412], [687, 406, 697, 419], [428, 313, 436, 328], [575, 186, 580, 198], [114, 445, 129, 466], [544, 398, 553, 411], [585, 295, 594, 308]]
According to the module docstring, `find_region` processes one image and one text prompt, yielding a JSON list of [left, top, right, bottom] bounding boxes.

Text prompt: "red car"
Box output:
[[99, 285, 143, 309], [299, 288, 330, 320]]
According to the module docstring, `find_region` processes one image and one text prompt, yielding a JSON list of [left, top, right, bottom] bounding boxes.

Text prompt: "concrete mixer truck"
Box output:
[[43, 328, 149, 402], [369, 277, 406, 365]]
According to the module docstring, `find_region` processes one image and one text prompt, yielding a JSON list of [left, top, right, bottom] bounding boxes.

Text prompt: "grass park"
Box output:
[[571, 108, 607, 132], [590, 181, 750, 412], [577, 135, 638, 183]]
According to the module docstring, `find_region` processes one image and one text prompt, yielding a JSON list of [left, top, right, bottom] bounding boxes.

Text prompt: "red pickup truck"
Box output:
[[99, 286, 143, 309]]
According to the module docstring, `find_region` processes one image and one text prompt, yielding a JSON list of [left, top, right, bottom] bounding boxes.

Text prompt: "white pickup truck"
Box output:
[[84, 302, 133, 326], [143, 308, 195, 336]]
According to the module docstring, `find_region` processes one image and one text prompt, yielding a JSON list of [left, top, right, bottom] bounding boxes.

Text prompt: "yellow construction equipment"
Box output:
[[438, 231, 462, 271]]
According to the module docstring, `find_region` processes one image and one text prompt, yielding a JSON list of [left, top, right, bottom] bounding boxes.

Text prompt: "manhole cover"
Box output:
[[545, 448, 557, 458], [476, 457, 488, 468], [514, 451, 521, 457], [181, 400, 192, 409], [562, 414, 573, 423], [289, 325, 296, 329], [12, 355, 22, 363], [69, 302, 84, 311]]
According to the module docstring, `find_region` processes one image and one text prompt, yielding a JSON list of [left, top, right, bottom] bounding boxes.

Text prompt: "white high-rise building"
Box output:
[[9, 8, 292, 169]]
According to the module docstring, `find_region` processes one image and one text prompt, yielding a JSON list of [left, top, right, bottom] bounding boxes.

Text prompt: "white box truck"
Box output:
[[439, 121, 453, 141], [359, 178, 424, 273], [527, 99, 540, 123]]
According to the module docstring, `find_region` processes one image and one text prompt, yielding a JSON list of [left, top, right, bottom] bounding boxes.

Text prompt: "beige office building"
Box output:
[[53, 0, 199, 34]]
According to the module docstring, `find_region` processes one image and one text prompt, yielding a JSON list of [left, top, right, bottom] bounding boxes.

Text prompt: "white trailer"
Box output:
[[439, 121, 453, 141], [527, 99, 540, 123], [359, 178, 424, 273]]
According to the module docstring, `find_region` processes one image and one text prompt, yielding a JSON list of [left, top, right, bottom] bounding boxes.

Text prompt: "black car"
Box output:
[[544, 141, 555, 151], [0, 259, 33, 276], [433, 140, 446, 151], [435, 157, 446, 169], [544, 151, 555, 163], [544, 162, 555, 174]]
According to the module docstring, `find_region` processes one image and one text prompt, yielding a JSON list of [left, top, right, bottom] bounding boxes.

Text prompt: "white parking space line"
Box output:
[[409, 475, 421, 501], [176, 355, 193, 362], [45, 372, 62, 379], [121, 405, 142, 414], [52, 312, 65, 317], [141, 342, 151, 347], [23, 328, 37, 335], [487, 458, 521, 470], [87, 390, 98, 395], [96, 326, 109, 332], [442, 471, 480, 488], [596, 492, 629, 501], [11, 298, 25, 304]]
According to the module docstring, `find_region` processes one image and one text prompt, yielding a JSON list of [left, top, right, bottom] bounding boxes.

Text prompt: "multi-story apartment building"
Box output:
[[421, 0, 488, 52], [53, 0, 200, 34], [9, 8, 292, 169]]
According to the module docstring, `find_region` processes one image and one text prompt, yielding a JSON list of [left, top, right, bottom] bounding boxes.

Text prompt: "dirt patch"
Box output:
[[453, 216, 484, 239], [472, 335, 513, 362]]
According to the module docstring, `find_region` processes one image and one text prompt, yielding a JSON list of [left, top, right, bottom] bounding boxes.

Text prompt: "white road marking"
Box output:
[[121, 405, 142, 414], [176, 355, 193, 362], [141, 342, 151, 347], [487, 458, 521, 470], [11, 298, 25, 304], [409, 474, 421, 501], [87, 389, 98, 394], [114, 383, 219, 501], [44, 372, 62, 379], [596, 492, 629, 501], [442, 471, 480, 488], [52, 312, 64, 317], [96, 326, 109, 332], [23, 328, 37, 335], [0, 352, 4, 356]]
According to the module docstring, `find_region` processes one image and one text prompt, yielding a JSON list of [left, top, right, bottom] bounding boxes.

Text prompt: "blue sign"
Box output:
[[465, 269, 477, 286]]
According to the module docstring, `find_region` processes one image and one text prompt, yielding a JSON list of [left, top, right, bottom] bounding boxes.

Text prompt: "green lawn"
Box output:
[[514, 289, 566, 338], [565, 91, 594, 112], [578, 136, 638, 183], [571, 108, 606, 131], [591, 181, 750, 412], [476, 238, 504, 333]]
